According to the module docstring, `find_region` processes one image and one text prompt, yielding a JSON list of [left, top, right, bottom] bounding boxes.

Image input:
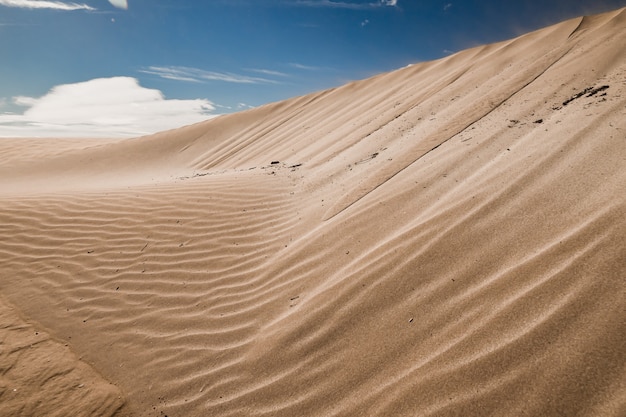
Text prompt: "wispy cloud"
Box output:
[[140, 66, 279, 84], [108, 0, 127, 10], [288, 62, 331, 72], [248, 68, 290, 77], [140, 67, 202, 83], [0, 0, 94, 11], [292, 0, 398, 10], [443, 3, 452, 11], [0, 77, 217, 137]]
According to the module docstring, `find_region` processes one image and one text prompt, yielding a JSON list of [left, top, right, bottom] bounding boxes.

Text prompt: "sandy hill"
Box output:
[[0, 7, 625, 417]]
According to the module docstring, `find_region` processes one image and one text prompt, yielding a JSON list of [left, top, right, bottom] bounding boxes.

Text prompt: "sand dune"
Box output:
[[1, 7, 625, 417]]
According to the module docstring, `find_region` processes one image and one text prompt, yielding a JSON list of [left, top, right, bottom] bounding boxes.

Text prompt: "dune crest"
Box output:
[[1, 7, 625, 417]]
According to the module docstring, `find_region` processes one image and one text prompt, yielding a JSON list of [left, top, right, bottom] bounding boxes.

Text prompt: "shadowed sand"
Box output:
[[1, 7, 625, 417]]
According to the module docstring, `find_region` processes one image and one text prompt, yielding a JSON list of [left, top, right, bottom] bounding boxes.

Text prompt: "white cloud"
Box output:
[[13, 96, 39, 106], [0, 0, 94, 10], [140, 66, 279, 84], [108, 0, 127, 9], [0, 77, 217, 137], [444, 3, 452, 11]]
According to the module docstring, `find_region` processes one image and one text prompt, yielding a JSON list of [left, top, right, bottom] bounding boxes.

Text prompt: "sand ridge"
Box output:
[[0, 7, 625, 417]]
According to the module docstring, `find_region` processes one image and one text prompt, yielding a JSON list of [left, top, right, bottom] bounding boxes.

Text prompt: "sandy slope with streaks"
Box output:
[[0, 7, 625, 417]]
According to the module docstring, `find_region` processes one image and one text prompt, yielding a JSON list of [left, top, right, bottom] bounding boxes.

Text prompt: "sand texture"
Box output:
[[1, 7, 625, 417]]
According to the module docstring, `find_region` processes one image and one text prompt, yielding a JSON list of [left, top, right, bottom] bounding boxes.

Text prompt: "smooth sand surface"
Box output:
[[1, 8, 625, 417]]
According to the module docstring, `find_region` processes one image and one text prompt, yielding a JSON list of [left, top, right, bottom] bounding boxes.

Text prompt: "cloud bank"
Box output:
[[0, 77, 217, 137], [0, 0, 94, 10]]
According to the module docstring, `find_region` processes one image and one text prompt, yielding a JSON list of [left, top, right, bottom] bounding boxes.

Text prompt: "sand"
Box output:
[[0, 7, 625, 417]]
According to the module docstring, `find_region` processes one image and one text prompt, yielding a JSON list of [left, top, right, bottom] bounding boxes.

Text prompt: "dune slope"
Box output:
[[0, 7, 625, 417]]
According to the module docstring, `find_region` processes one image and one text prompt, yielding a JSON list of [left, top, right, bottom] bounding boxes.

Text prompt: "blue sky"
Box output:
[[1, 0, 624, 136]]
